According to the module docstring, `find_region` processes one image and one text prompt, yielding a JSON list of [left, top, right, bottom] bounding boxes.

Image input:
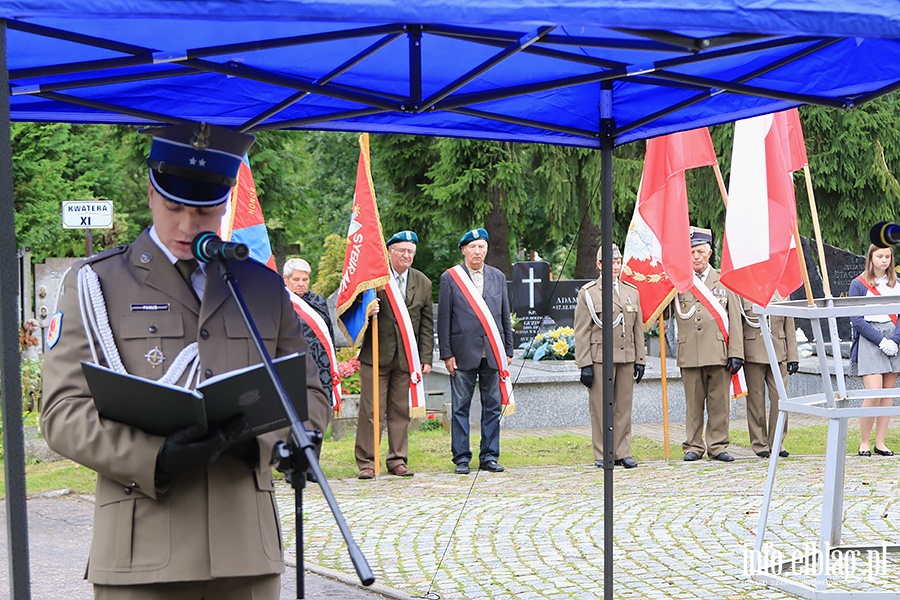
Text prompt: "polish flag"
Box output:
[[621, 127, 718, 326], [720, 109, 807, 306]]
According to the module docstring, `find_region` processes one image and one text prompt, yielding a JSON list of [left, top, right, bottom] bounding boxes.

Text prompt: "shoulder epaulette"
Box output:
[[77, 245, 127, 267], [582, 280, 597, 290], [621, 280, 638, 290]]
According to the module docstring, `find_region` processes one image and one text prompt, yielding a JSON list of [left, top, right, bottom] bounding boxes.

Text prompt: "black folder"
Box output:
[[84, 352, 309, 440]]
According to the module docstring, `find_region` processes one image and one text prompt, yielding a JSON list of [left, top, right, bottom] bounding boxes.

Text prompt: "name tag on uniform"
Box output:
[[131, 303, 170, 312]]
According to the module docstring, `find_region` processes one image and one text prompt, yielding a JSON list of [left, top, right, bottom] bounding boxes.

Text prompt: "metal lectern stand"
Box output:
[[753, 295, 900, 599]]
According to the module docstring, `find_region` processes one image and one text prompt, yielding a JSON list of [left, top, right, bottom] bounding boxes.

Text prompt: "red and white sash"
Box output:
[[383, 277, 426, 418], [289, 291, 342, 413], [854, 275, 899, 325], [690, 275, 747, 399], [447, 265, 515, 414]]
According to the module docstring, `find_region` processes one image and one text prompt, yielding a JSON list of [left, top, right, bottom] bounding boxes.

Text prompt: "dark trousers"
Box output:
[[450, 358, 501, 465]]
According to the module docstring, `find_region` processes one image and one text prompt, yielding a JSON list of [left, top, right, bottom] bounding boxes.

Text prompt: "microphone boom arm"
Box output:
[[210, 257, 374, 596]]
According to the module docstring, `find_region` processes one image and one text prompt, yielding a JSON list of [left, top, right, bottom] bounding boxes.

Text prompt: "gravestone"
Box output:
[[789, 237, 865, 346], [509, 261, 589, 346], [510, 261, 551, 346]]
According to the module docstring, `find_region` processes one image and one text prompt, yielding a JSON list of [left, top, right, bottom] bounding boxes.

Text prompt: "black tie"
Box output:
[[175, 259, 198, 296]]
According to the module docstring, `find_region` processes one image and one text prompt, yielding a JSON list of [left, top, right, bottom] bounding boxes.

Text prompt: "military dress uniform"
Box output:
[[41, 230, 328, 588], [355, 267, 434, 473], [674, 268, 743, 458], [40, 122, 328, 598], [574, 277, 645, 462], [739, 293, 798, 455]]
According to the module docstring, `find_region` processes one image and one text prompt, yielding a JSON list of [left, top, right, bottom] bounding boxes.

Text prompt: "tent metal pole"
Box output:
[[599, 79, 615, 600], [0, 18, 33, 600]]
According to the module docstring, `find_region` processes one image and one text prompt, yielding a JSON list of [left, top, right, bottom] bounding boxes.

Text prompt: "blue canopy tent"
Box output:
[[2, 2, 900, 597]]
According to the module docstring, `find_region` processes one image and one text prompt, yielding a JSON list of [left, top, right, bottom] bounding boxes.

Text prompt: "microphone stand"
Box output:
[[211, 258, 375, 598]]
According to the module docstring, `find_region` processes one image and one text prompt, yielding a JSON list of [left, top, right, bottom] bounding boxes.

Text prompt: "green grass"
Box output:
[[5, 423, 900, 499], [0, 459, 98, 499]]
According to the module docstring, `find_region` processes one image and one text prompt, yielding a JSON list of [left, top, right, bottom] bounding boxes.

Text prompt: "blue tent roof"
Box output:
[[5, 1, 900, 146]]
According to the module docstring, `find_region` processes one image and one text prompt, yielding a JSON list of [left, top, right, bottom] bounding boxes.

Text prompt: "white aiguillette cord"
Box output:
[[77, 264, 199, 386]]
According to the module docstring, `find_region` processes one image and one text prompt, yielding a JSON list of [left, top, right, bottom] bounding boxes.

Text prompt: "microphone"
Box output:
[[870, 222, 900, 248], [191, 231, 250, 263]]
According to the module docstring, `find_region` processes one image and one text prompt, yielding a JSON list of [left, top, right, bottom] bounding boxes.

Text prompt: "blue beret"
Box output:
[[458, 227, 489, 248], [144, 122, 255, 207], [386, 230, 418, 247]]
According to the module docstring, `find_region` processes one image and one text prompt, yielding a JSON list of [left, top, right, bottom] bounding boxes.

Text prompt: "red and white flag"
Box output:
[[621, 127, 718, 326], [720, 109, 807, 306]]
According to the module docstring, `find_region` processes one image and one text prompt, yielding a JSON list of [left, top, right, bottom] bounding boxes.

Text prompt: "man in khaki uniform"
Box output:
[[41, 122, 328, 599], [674, 227, 744, 462], [574, 243, 645, 469], [356, 230, 434, 479], [739, 293, 799, 458]]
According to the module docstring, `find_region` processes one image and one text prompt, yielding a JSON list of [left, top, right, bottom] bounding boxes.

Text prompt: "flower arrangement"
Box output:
[[419, 412, 444, 432], [18, 318, 40, 353], [336, 346, 361, 395], [519, 326, 576, 361]]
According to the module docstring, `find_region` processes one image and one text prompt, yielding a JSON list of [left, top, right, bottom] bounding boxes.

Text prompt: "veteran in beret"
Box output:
[[438, 227, 514, 475], [672, 226, 744, 463], [574, 243, 645, 469], [41, 122, 328, 598], [355, 230, 434, 479]]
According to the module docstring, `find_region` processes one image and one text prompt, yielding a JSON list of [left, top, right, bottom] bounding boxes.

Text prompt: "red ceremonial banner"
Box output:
[[336, 133, 390, 346]]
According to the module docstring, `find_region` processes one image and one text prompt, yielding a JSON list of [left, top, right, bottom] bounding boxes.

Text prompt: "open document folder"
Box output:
[[84, 352, 308, 441]]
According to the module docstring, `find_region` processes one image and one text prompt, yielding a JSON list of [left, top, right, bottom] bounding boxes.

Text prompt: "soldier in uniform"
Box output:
[[574, 243, 645, 468], [673, 226, 744, 462], [355, 230, 434, 479], [739, 292, 799, 458], [41, 122, 328, 599]]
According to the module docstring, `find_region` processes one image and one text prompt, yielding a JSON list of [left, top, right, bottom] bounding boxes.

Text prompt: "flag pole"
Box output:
[[803, 165, 831, 297], [372, 313, 380, 476], [792, 223, 815, 306], [713, 163, 729, 206], [658, 313, 670, 460]]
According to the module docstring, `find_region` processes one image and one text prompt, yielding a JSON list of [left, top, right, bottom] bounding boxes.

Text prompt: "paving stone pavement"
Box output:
[[283, 422, 900, 600]]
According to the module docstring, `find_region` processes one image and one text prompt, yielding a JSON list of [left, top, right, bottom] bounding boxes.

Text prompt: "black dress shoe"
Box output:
[[712, 452, 735, 462], [778, 450, 790, 458], [756, 450, 771, 458], [454, 463, 470, 474], [683, 451, 701, 462], [594, 460, 603, 468], [614, 457, 638, 469], [858, 448, 872, 457], [874, 447, 895, 456], [479, 460, 505, 472]]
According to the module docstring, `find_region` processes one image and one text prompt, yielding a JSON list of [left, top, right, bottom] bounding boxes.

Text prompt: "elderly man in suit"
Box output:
[[673, 226, 744, 462], [439, 227, 514, 475], [574, 243, 645, 469], [739, 293, 799, 458], [355, 230, 434, 479], [41, 122, 327, 599]]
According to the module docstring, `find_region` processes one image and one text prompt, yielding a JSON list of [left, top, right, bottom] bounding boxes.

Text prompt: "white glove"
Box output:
[[879, 338, 899, 357]]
